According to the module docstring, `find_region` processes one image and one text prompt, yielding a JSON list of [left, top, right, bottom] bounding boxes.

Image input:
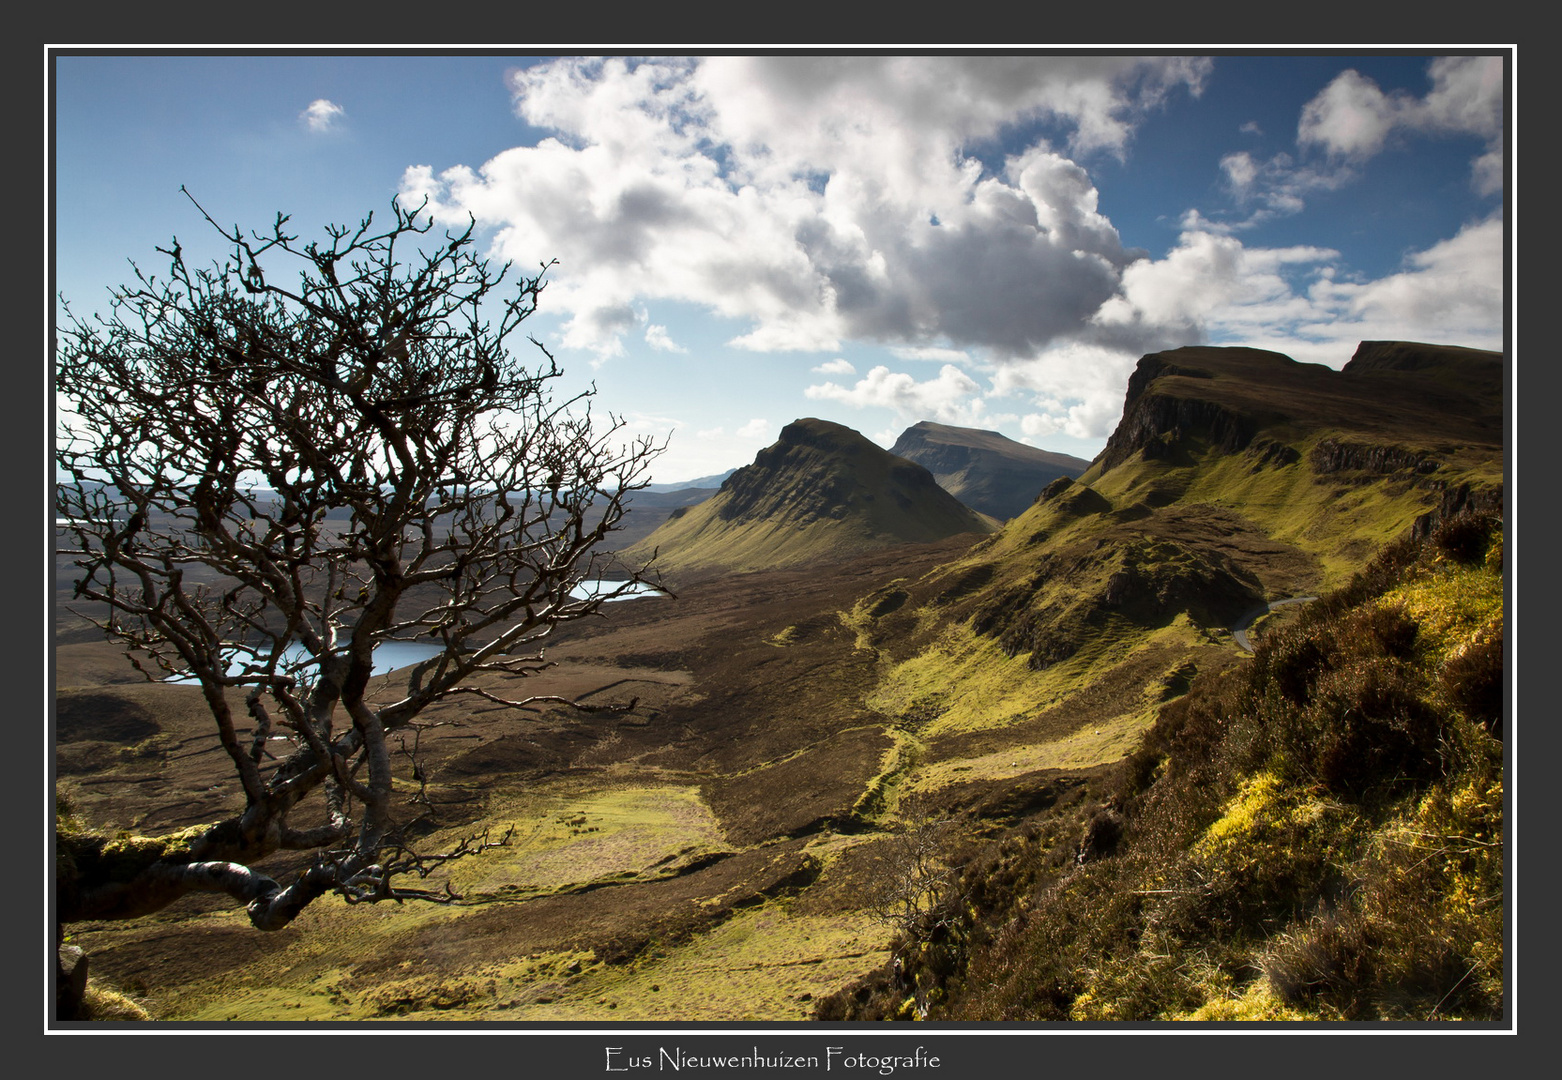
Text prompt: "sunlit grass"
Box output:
[[1380, 560, 1503, 667], [493, 906, 892, 1022], [443, 782, 731, 899], [178, 904, 891, 1022]]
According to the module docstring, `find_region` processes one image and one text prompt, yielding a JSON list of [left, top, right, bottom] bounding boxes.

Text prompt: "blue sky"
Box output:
[[51, 52, 1508, 483]]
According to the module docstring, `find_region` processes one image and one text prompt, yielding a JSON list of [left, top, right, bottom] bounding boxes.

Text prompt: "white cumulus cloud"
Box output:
[[994, 342, 1145, 440], [805, 363, 986, 426], [1298, 56, 1504, 194], [1213, 57, 1505, 232], [300, 98, 345, 133], [1090, 215, 1501, 368], [1302, 215, 1504, 351], [812, 358, 856, 375], [644, 323, 686, 353], [401, 56, 1208, 361]]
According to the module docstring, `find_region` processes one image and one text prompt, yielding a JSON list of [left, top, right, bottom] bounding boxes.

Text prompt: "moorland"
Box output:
[[54, 340, 1507, 1023]]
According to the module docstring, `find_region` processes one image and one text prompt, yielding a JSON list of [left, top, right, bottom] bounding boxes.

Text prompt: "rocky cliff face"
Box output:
[[872, 341, 1504, 678], [1309, 438, 1442, 476], [1094, 342, 1503, 478], [1095, 347, 1287, 472]]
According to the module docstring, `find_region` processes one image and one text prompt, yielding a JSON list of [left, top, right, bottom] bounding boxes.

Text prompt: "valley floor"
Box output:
[[57, 538, 1015, 1022], [58, 509, 1503, 1024]]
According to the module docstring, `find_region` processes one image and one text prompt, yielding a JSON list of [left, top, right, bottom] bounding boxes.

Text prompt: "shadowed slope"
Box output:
[[890, 421, 1091, 521], [630, 418, 997, 573]]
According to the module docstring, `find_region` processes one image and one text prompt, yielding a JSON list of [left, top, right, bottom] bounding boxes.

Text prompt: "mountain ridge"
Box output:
[[889, 421, 1091, 521], [628, 417, 998, 574]]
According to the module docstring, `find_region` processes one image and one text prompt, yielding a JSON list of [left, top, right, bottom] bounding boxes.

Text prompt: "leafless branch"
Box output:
[[55, 193, 665, 931]]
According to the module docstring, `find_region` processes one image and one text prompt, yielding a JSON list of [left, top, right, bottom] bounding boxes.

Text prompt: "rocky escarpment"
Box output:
[[1309, 438, 1442, 476], [1094, 348, 1283, 472], [1409, 481, 1506, 543]]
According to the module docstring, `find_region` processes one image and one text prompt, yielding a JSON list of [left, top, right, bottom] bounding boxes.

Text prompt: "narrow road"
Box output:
[[1231, 596, 1317, 653]]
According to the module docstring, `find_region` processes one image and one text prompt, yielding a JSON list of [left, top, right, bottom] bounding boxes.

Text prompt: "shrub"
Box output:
[[1431, 513, 1495, 565], [1440, 624, 1503, 736], [1250, 624, 1337, 706], [1307, 658, 1447, 797], [1343, 602, 1419, 660], [1261, 907, 1378, 1014]]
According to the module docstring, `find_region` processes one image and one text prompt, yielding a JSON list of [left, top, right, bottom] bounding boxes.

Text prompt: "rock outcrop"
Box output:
[[1095, 342, 1503, 476]]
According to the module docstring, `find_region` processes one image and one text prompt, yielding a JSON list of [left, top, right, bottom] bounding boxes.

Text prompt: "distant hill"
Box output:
[[627, 418, 998, 573], [889, 421, 1091, 520], [604, 485, 722, 552], [644, 470, 737, 493]]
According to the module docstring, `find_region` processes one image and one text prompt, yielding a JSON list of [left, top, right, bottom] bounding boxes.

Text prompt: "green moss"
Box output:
[[1174, 982, 1315, 1021], [1195, 767, 1360, 882], [1380, 561, 1502, 667], [849, 729, 923, 824], [61, 818, 216, 889], [445, 783, 731, 900], [1197, 769, 1288, 853]]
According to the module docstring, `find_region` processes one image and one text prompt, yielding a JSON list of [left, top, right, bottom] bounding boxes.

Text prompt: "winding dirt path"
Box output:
[[1231, 596, 1317, 652]]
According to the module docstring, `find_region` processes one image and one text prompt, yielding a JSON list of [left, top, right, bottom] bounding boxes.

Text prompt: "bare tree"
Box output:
[[866, 803, 962, 945], [54, 191, 663, 932]]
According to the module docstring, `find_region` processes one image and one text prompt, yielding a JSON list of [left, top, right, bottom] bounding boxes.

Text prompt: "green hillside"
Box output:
[[823, 508, 1504, 1021], [814, 340, 1505, 1020], [628, 418, 997, 573]]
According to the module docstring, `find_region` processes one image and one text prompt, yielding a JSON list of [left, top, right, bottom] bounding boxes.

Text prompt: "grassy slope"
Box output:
[[814, 343, 1505, 1022], [628, 418, 996, 573], [829, 513, 1503, 1022]]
